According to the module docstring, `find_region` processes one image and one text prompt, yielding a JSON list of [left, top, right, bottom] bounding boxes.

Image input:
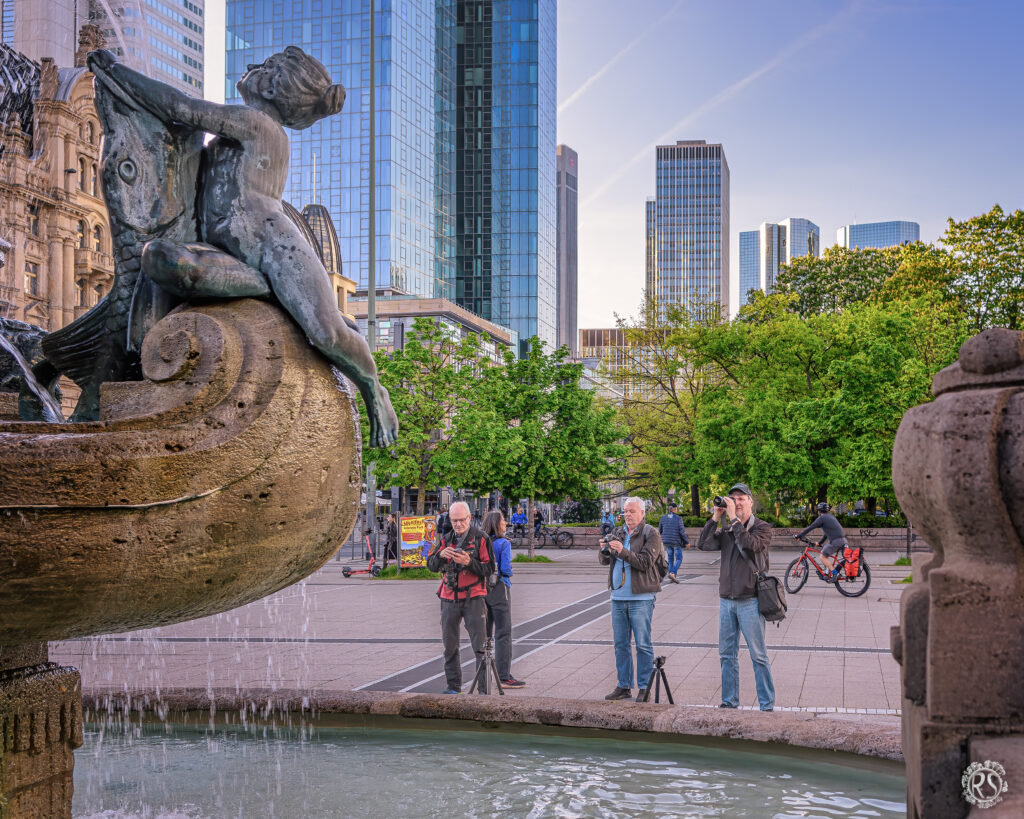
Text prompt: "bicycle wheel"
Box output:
[[555, 531, 574, 549], [534, 532, 547, 549], [834, 560, 870, 597], [784, 557, 809, 594]]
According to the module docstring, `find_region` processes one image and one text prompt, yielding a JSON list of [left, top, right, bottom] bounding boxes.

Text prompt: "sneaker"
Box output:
[[500, 677, 526, 689], [668, 573, 679, 584], [718, 703, 737, 708], [604, 687, 632, 701], [442, 688, 460, 695], [635, 689, 648, 702]]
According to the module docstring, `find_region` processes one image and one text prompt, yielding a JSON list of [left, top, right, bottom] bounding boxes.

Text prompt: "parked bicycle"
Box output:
[[509, 525, 574, 549], [784, 535, 871, 597]]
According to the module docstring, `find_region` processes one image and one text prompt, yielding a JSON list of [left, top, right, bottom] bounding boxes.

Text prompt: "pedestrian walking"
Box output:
[[658, 502, 689, 583]]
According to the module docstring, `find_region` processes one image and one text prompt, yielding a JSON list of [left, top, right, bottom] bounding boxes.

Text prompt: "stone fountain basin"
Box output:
[[0, 298, 361, 645]]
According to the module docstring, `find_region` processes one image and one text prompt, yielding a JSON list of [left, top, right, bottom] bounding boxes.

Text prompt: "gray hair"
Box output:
[[449, 501, 470, 518], [623, 497, 645, 512]]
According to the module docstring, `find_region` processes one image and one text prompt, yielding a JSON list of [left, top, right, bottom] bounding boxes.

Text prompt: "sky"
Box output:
[[205, 0, 1024, 329]]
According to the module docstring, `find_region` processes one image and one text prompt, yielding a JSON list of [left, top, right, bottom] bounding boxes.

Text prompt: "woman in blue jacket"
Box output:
[[482, 510, 525, 688]]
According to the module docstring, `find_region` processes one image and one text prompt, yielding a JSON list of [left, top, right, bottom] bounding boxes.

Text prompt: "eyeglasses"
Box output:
[[450, 516, 470, 523]]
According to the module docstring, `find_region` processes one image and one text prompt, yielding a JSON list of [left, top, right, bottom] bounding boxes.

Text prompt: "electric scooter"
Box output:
[[342, 532, 381, 577]]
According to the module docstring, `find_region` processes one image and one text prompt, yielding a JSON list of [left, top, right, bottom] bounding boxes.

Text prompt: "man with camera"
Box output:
[[426, 501, 493, 694], [600, 496, 665, 702], [697, 483, 775, 711]]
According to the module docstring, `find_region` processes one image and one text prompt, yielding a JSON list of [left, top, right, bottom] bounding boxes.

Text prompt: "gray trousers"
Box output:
[[485, 582, 512, 680], [440, 596, 487, 693]]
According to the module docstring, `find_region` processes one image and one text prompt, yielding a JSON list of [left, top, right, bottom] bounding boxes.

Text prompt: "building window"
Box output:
[[26, 204, 39, 235], [93, 284, 104, 303], [91, 164, 99, 196], [87, 120, 96, 144], [75, 278, 86, 307], [92, 225, 103, 252], [77, 220, 87, 248], [78, 158, 87, 190], [24, 262, 39, 296]]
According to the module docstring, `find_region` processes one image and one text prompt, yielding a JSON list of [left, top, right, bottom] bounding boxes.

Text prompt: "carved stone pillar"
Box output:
[[61, 241, 76, 329], [0, 645, 83, 819], [46, 238, 63, 329], [892, 328, 1024, 818]]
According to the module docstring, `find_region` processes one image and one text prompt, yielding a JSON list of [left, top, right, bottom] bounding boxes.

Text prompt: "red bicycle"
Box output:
[[784, 536, 871, 598]]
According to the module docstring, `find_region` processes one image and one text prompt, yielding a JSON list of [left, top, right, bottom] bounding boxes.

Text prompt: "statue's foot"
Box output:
[[367, 382, 398, 448]]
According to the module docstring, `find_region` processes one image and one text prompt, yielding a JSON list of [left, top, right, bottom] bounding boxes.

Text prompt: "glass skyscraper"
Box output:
[[224, 0, 556, 352], [738, 217, 820, 306], [556, 144, 577, 354], [836, 220, 920, 250], [645, 140, 729, 318], [454, 0, 557, 351]]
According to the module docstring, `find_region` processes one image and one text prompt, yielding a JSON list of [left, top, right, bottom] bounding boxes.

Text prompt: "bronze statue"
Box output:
[[47, 47, 398, 446]]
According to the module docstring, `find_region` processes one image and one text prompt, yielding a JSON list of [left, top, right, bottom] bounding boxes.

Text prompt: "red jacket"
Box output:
[[426, 526, 492, 601]]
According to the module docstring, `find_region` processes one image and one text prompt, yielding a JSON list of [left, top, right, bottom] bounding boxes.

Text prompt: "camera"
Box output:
[[442, 547, 465, 589], [712, 495, 728, 508], [599, 534, 614, 557]]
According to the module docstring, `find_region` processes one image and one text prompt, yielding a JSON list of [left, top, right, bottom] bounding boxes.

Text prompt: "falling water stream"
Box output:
[[0, 333, 64, 422]]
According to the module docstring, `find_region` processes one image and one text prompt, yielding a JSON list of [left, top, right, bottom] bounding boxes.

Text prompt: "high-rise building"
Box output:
[[224, 0, 556, 354], [645, 140, 730, 318], [836, 221, 919, 250], [738, 217, 819, 306], [1, 0, 205, 95], [556, 144, 577, 354], [454, 0, 557, 351]]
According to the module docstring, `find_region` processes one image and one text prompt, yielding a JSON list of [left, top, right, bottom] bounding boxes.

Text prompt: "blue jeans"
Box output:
[[719, 597, 775, 710], [611, 598, 655, 690], [666, 545, 683, 576]]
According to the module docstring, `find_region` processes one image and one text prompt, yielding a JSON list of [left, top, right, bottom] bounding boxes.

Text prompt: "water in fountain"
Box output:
[[0, 332, 64, 422]]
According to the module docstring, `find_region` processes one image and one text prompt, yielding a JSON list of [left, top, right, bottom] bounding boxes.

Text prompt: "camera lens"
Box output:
[[713, 496, 726, 508]]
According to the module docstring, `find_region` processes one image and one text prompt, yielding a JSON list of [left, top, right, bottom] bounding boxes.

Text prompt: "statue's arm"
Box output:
[[90, 50, 258, 142]]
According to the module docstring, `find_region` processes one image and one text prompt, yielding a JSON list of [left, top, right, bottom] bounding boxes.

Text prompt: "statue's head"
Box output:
[[238, 46, 345, 129]]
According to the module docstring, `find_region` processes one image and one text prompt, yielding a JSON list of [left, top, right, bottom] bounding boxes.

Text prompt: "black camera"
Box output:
[[712, 496, 728, 508], [599, 535, 614, 557], [442, 548, 465, 589]]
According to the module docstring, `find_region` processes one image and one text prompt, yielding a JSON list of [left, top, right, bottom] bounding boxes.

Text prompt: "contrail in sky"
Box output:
[[583, 1, 860, 207], [558, 0, 686, 115]]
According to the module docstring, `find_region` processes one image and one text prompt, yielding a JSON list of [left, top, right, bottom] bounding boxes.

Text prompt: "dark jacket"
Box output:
[[697, 515, 773, 599], [426, 524, 492, 601], [598, 523, 664, 594], [658, 512, 688, 546]]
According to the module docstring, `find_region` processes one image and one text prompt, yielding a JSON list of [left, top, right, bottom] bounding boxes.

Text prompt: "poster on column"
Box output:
[[399, 516, 436, 566]]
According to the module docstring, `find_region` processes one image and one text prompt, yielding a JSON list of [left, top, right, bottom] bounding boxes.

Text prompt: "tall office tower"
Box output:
[[1, 0, 204, 94], [738, 217, 820, 306], [645, 140, 730, 318], [455, 0, 557, 352], [837, 220, 919, 250], [226, 0, 457, 301], [644, 196, 656, 296], [555, 144, 578, 354]]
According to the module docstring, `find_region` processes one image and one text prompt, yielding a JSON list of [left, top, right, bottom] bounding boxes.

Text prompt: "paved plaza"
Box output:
[[51, 547, 909, 715]]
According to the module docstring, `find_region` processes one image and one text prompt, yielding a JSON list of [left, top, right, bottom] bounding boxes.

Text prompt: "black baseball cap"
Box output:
[[728, 483, 753, 497]]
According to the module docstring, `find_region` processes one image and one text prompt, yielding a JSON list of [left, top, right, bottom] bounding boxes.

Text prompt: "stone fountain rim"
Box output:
[[81, 687, 904, 765]]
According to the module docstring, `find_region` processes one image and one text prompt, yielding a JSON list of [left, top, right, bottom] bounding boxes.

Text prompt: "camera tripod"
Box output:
[[639, 655, 674, 704], [467, 639, 505, 696]]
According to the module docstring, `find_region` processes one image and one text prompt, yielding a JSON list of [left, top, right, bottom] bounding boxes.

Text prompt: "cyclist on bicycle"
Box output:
[[794, 502, 848, 577], [510, 506, 527, 539]]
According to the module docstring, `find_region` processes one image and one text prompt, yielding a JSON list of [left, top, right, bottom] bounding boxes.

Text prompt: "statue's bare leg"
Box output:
[[142, 239, 271, 298], [260, 222, 398, 447]]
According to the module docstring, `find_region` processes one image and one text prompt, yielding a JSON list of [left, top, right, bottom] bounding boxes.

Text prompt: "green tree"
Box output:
[[611, 297, 712, 514], [775, 245, 904, 316], [367, 318, 488, 514], [942, 204, 1024, 332], [448, 339, 626, 555]]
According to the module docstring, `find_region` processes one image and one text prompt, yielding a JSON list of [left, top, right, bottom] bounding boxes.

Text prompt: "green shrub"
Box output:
[[894, 555, 912, 566], [512, 554, 553, 563], [375, 566, 439, 580]]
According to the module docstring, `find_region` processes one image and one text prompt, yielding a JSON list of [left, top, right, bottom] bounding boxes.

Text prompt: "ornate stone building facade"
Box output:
[[0, 29, 113, 333]]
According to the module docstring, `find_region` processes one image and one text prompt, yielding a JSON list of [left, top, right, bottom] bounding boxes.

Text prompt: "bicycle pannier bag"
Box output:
[[843, 546, 861, 579]]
